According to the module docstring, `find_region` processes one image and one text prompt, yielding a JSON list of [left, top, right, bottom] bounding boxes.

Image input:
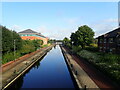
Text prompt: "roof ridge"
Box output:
[[19, 29, 37, 33]]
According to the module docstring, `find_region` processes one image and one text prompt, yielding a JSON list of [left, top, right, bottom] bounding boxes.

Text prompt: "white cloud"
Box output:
[[35, 24, 75, 40], [103, 18, 118, 23], [64, 17, 80, 25], [11, 25, 22, 32], [91, 18, 118, 38], [36, 25, 48, 34]]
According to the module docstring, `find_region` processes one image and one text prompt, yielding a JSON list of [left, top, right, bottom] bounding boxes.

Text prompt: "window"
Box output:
[[104, 39, 106, 43], [100, 39, 103, 43], [118, 38, 120, 44], [110, 48, 112, 52], [21, 35, 25, 36], [109, 38, 113, 43]]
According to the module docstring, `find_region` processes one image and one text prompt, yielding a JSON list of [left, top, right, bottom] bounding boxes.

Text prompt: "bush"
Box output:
[[2, 51, 21, 64], [85, 46, 99, 52], [71, 46, 82, 54], [77, 49, 120, 84], [100, 54, 120, 64], [77, 50, 100, 63]]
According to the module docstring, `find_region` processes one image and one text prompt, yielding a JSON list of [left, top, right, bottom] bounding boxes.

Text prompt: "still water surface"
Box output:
[[9, 45, 75, 89]]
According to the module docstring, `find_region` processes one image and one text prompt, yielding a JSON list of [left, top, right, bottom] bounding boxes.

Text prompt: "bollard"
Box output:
[[71, 64, 73, 67], [13, 70, 16, 74], [84, 85, 86, 90], [25, 62, 28, 65], [75, 70, 78, 75]]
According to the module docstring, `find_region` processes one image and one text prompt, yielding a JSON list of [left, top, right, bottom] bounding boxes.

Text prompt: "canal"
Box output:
[[8, 45, 77, 89]]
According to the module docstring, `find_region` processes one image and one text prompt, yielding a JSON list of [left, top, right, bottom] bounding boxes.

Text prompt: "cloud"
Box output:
[[36, 25, 48, 34], [35, 24, 75, 40], [64, 17, 80, 25], [91, 18, 118, 38], [11, 25, 22, 32], [103, 18, 118, 23]]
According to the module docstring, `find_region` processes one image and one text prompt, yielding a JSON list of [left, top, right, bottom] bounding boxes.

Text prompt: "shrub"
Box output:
[[85, 46, 99, 52], [100, 53, 120, 64], [77, 50, 100, 63], [71, 46, 82, 54], [2, 51, 21, 64], [77, 49, 120, 84]]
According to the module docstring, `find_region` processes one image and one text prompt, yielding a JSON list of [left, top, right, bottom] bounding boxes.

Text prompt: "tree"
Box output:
[[70, 32, 78, 46], [12, 31, 22, 50], [2, 26, 22, 54], [32, 40, 43, 50], [63, 37, 71, 48], [70, 25, 94, 49]]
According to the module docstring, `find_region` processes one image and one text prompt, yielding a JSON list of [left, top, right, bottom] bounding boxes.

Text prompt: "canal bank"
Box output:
[[2, 45, 54, 89], [61, 46, 99, 89], [3, 45, 78, 89]]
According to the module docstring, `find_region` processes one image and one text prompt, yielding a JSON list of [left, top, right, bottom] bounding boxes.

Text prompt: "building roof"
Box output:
[[18, 29, 47, 38], [19, 29, 37, 33], [98, 27, 120, 38]]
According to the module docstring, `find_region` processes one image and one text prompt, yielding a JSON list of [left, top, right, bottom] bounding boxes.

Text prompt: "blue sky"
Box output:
[[2, 2, 119, 39]]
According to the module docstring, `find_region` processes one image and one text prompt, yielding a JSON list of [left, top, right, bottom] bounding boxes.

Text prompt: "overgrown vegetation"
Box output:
[[1, 26, 48, 64], [77, 50, 120, 84]]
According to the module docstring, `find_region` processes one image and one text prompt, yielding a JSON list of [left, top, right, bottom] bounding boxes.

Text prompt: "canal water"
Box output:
[[8, 45, 76, 89]]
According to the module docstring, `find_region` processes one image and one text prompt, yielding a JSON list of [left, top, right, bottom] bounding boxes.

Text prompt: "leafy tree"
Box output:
[[70, 32, 78, 46], [32, 40, 43, 50], [48, 39, 56, 44], [2, 26, 22, 54], [63, 37, 71, 48], [12, 31, 22, 50], [2, 26, 13, 53], [70, 25, 94, 49]]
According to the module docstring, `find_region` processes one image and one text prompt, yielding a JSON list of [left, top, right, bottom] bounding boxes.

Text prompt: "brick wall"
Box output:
[[21, 36, 48, 45]]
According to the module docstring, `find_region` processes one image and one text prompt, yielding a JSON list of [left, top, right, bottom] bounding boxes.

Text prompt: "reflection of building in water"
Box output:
[[18, 29, 48, 45]]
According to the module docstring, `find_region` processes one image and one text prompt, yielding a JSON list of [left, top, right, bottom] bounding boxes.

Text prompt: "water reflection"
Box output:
[[54, 45, 56, 49], [6, 54, 47, 90], [7, 45, 75, 89]]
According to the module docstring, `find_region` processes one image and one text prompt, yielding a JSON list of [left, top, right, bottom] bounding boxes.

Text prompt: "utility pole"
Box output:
[[14, 39, 16, 61], [72, 41, 73, 54]]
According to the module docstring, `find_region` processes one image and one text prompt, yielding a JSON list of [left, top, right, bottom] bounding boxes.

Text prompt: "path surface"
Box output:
[[61, 47, 99, 89], [64, 47, 119, 89]]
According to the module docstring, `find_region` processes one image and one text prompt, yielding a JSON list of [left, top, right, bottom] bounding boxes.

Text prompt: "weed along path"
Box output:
[[3, 45, 77, 89]]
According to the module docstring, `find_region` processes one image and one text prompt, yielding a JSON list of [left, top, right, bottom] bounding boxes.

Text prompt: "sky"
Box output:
[[2, 2, 119, 39]]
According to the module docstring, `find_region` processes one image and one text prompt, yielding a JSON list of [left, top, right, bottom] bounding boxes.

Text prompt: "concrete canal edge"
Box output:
[[60, 45, 99, 89], [2, 45, 54, 90], [60, 45, 82, 89]]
